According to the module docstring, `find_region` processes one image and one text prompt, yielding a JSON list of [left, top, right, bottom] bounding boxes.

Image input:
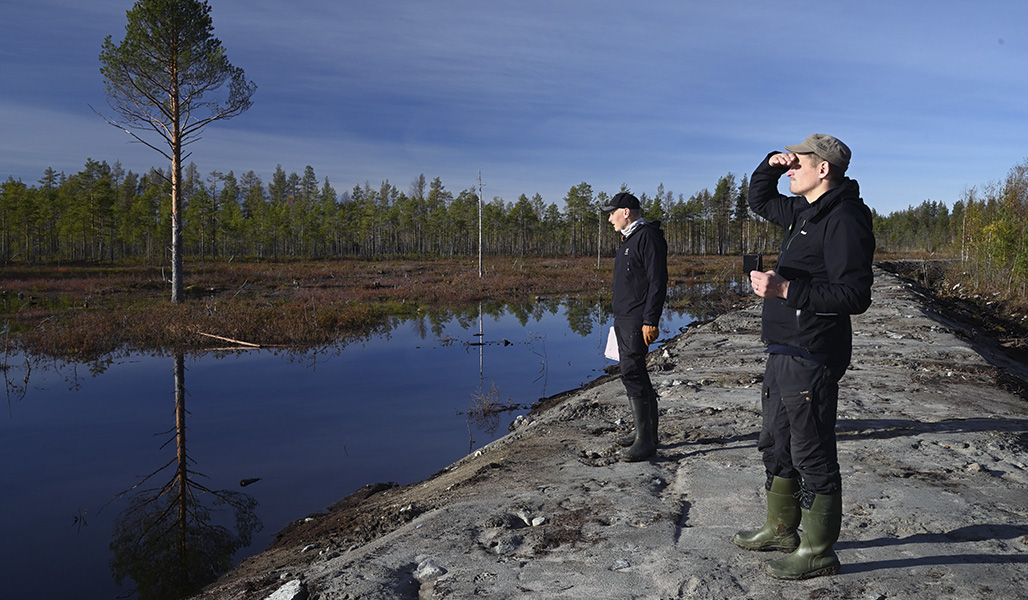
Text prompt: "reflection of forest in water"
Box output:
[[0, 288, 730, 600], [392, 295, 615, 340], [390, 280, 736, 343]]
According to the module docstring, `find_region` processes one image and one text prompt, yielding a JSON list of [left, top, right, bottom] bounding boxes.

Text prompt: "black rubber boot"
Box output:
[[621, 395, 656, 462], [732, 475, 801, 551], [765, 492, 842, 580], [617, 393, 658, 447]]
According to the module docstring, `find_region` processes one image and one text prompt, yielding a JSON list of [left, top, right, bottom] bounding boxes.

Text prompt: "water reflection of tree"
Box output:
[[109, 353, 262, 600], [2, 347, 31, 410], [563, 296, 612, 336], [464, 303, 526, 453]]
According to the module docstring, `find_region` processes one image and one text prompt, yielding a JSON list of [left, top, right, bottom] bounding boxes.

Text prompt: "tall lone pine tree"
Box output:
[[99, 0, 256, 302]]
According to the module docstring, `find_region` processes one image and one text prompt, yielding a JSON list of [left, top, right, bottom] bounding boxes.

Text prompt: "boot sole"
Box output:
[[765, 564, 839, 580], [620, 447, 657, 462], [616, 437, 660, 448], [732, 540, 799, 552]]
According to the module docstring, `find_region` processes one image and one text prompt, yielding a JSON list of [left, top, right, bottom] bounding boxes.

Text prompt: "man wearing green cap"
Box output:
[[733, 134, 874, 580]]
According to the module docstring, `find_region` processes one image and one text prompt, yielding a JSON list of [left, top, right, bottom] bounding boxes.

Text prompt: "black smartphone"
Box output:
[[743, 254, 763, 273]]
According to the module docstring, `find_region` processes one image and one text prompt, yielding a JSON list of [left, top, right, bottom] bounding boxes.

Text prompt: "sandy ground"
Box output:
[[192, 267, 1028, 600]]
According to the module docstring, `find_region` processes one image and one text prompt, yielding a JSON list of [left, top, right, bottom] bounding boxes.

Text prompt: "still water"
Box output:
[[0, 298, 696, 599]]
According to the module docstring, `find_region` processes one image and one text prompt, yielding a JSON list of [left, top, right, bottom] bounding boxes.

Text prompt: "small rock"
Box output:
[[610, 558, 630, 571], [967, 462, 983, 472], [414, 559, 447, 582], [264, 579, 308, 600], [510, 415, 533, 431], [682, 576, 701, 595], [531, 516, 546, 527]]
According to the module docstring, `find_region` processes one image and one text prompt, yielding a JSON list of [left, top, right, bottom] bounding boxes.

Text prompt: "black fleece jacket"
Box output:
[[748, 153, 875, 363], [612, 220, 668, 325]]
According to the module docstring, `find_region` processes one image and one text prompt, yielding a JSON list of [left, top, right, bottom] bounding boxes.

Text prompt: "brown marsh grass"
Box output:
[[0, 255, 742, 360]]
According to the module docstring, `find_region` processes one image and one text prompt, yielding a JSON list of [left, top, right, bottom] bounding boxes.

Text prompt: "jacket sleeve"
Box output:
[[748, 152, 800, 228], [642, 228, 668, 326], [786, 204, 875, 315]]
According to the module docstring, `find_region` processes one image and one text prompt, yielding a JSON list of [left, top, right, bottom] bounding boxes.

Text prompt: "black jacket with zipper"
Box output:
[[612, 220, 668, 326], [748, 153, 875, 363]]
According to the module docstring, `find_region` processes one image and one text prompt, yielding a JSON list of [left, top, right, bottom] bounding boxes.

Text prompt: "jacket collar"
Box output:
[[806, 179, 861, 223], [620, 218, 647, 238]]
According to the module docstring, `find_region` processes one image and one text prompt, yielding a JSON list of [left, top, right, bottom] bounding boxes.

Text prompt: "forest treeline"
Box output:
[[1, 160, 778, 263], [4, 157, 1028, 298], [872, 157, 1028, 297]]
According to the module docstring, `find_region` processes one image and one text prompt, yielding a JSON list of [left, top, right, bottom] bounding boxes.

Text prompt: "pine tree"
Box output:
[[99, 0, 255, 301]]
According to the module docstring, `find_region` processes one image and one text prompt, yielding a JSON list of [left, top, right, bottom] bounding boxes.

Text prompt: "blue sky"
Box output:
[[2, 0, 1027, 215]]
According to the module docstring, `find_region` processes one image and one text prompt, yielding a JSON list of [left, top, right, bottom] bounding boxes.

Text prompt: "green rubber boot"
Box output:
[[621, 395, 656, 462], [766, 492, 842, 580], [733, 476, 801, 552]]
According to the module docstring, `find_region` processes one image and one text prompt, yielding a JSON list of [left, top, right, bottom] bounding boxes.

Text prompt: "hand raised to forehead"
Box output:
[[769, 152, 800, 169]]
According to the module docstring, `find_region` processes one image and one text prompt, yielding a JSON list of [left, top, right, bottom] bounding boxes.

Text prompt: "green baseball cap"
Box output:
[[785, 133, 851, 171]]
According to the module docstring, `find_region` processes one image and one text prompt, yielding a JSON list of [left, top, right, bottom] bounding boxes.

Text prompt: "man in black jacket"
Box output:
[[601, 192, 668, 462], [732, 134, 874, 580]]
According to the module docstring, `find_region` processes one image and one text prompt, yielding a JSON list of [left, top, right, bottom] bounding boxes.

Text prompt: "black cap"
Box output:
[[600, 192, 640, 212]]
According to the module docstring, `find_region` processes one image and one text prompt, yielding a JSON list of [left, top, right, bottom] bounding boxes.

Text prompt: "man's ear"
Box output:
[[818, 160, 832, 180]]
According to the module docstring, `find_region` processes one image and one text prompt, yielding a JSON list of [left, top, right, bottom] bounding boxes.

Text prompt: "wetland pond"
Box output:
[[1, 296, 699, 599]]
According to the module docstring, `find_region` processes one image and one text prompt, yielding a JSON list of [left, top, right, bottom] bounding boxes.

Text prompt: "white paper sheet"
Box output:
[[604, 326, 619, 361]]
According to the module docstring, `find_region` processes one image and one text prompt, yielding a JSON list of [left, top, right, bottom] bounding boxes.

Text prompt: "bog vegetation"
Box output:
[[0, 256, 741, 361]]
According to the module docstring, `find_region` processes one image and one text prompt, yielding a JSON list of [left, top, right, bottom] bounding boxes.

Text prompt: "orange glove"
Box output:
[[642, 325, 658, 346]]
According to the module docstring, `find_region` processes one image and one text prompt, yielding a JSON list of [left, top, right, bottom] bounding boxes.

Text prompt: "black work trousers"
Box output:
[[758, 353, 845, 495], [614, 317, 655, 400]]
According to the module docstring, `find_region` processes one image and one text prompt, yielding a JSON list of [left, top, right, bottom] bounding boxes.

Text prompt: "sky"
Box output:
[[3, 0, 1028, 216]]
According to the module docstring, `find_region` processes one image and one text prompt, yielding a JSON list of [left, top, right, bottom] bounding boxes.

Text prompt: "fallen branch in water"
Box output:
[[196, 332, 262, 348]]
